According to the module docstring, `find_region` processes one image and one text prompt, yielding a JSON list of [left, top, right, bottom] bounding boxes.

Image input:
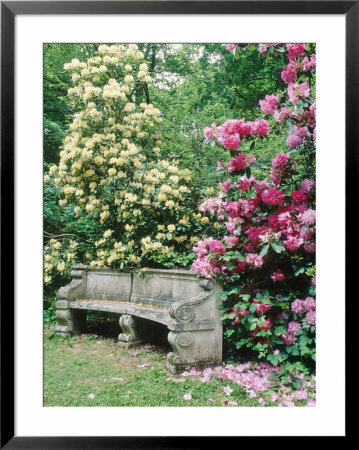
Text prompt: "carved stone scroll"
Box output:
[[118, 315, 146, 348]]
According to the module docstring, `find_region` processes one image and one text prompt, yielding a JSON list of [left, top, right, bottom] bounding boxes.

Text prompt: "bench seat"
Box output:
[[55, 265, 223, 374]]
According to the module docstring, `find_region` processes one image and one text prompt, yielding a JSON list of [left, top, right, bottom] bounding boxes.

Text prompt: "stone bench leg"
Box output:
[[55, 300, 86, 336], [118, 315, 146, 348], [166, 329, 222, 375]]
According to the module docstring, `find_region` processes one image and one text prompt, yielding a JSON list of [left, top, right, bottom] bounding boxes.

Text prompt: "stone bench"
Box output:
[[55, 265, 223, 374]]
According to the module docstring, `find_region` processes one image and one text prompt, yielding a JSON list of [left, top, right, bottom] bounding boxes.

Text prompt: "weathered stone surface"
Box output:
[[56, 266, 223, 371], [86, 271, 132, 301]]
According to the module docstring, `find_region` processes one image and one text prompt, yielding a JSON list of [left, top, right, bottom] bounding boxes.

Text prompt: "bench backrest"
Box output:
[[75, 266, 204, 307]]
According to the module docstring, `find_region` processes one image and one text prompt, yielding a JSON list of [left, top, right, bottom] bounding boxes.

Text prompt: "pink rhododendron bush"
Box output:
[[193, 43, 316, 373]]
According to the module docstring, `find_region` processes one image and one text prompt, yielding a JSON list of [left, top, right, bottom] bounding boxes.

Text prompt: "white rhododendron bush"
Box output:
[[44, 44, 204, 287]]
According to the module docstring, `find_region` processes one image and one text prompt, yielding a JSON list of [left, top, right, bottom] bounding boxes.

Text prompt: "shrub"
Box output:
[[44, 44, 213, 292], [192, 43, 316, 370]]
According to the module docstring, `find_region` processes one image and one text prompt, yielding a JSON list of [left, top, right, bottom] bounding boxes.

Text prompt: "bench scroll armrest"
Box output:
[[57, 267, 87, 301], [168, 279, 214, 323]]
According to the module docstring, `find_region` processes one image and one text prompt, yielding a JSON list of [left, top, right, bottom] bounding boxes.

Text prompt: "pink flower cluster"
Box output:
[[204, 118, 269, 152], [291, 297, 316, 326], [259, 94, 279, 115], [256, 43, 316, 150], [193, 153, 316, 279], [288, 81, 311, 105], [271, 269, 285, 282]]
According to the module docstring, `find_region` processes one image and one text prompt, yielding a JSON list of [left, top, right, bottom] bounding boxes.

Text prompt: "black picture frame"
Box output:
[[1, 1, 353, 447]]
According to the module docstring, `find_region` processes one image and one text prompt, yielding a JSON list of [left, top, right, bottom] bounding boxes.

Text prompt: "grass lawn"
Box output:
[[44, 331, 248, 407], [44, 327, 315, 407]]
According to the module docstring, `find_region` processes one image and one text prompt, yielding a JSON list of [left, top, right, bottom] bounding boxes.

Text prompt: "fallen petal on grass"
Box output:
[[88, 393, 95, 399], [183, 392, 192, 401]]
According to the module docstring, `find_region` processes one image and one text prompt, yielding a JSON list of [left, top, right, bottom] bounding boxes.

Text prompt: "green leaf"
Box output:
[[286, 120, 294, 133], [274, 326, 287, 335], [224, 329, 235, 337], [249, 322, 257, 331], [271, 242, 285, 253], [294, 266, 305, 277], [259, 244, 269, 258], [300, 346, 310, 356]]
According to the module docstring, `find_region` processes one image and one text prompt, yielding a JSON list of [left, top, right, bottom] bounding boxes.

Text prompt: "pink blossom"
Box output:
[[306, 310, 316, 326], [282, 334, 295, 345], [274, 107, 293, 123], [223, 386, 233, 396], [258, 397, 265, 404], [310, 53, 316, 70], [246, 253, 264, 268], [237, 176, 255, 192], [288, 321, 301, 336], [302, 56, 311, 72], [286, 133, 302, 148], [251, 119, 269, 137], [271, 393, 280, 402], [204, 123, 217, 139], [208, 397, 215, 403], [208, 239, 224, 255], [301, 178, 315, 193], [283, 235, 304, 251], [228, 153, 248, 173], [272, 152, 290, 169], [259, 94, 279, 115], [223, 133, 241, 151], [258, 44, 270, 53], [303, 297, 316, 311], [281, 61, 297, 83], [286, 43, 307, 59], [248, 154, 256, 163], [183, 392, 192, 401], [220, 179, 232, 192], [271, 269, 285, 282], [231, 259, 246, 274], [304, 242, 316, 253], [295, 389, 308, 400], [191, 259, 213, 279], [291, 190, 307, 203], [255, 303, 272, 315], [259, 318, 273, 331], [307, 398, 316, 406], [295, 126, 309, 138], [288, 81, 310, 105], [226, 44, 236, 52], [291, 299, 305, 315], [262, 188, 285, 206], [253, 179, 270, 194], [300, 209, 316, 225], [228, 400, 238, 406]]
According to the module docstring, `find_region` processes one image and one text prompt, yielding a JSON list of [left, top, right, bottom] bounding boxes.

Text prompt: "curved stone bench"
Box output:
[[55, 265, 223, 374]]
